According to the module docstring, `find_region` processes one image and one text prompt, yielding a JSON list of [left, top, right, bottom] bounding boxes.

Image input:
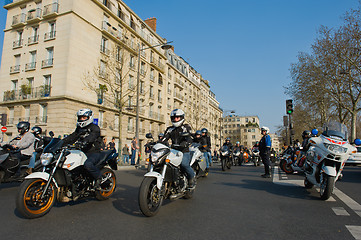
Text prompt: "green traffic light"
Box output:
[[287, 110, 293, 114]]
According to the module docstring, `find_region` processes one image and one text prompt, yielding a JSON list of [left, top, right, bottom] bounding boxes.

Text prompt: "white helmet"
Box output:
[[261, 126, 270, 134], [77, 109, 94, 128], [170, 109, 185, 127]]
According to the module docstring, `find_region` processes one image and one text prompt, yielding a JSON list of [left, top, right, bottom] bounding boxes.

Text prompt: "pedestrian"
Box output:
[[122, 144, 130, 164], [108, 137, 116, 151], [101, 137, 107, 151], [130, 137, 139, 165], [259, 126, 272, 178]]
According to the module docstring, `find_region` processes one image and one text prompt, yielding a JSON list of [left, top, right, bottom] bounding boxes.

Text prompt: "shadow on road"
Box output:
[[111, 183, 144, 217]]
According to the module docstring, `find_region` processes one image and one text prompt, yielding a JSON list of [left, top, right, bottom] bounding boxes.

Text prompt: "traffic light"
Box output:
[[286, 99, 293, 114], [0, 113, 7, 126]]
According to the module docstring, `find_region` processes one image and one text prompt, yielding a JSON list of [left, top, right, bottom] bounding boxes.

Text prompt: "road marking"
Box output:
[[346, 226, 361, 239], [315, 189, 336, 202], [332, 207, 350, 216], [334, 188, 361, 218], [272, 166, 303, 187]]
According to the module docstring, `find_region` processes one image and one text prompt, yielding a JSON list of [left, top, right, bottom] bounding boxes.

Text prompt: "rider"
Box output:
[[193, 130, 210, 170], [233, 141, 242, 165], [26, 126, 44, 175], [159, 109, 195, 188], [259, 126, 272, 178], [9, 121, 35, 162], [201, 128, 212, 168], [222, 137, 233, 151], [62, 109, 103, 190]]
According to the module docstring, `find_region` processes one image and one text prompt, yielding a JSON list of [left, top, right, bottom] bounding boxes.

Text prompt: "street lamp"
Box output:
[[135, 41, 173, 152]]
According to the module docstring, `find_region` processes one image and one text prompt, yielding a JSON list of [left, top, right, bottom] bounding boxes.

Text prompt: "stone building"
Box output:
[[0, 0, 222, 156]]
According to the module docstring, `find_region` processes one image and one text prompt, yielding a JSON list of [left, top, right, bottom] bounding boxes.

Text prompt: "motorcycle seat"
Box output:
[[96, 150, 116, 167]]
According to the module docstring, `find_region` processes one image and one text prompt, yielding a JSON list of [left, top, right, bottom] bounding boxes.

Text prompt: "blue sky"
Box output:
[[0, 0, 359, 133]]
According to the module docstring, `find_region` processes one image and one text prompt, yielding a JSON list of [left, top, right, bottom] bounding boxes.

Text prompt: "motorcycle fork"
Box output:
[[41, 149, 65, 199]]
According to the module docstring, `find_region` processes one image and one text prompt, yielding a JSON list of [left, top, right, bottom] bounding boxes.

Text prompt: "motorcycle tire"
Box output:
[[138, 177, 164, 217], [16, 178, 56, 219], [226, 160, 231, 169], [95, 168, 116, 201], [221, 159, 226, 171], [304, 178, 314, 189], [281, 160, 294, 174], [320, 173, 335, 200], [0, 170, 4, 183]]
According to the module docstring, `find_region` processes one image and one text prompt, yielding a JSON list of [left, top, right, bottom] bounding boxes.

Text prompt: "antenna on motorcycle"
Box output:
[[311, 129, 318, 136], [354, 138, 361, 146]]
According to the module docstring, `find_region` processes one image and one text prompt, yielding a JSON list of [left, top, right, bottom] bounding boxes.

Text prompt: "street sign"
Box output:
[[93, 118, 99, 125], [1, 126, 7, 133]]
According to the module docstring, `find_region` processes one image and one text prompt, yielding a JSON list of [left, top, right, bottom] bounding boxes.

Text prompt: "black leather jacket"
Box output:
[[159, 124, 192, 152], [63, 123, 102, 153]]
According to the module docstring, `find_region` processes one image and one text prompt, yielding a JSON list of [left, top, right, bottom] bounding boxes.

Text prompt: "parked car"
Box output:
[[347, 146, 361, 165]]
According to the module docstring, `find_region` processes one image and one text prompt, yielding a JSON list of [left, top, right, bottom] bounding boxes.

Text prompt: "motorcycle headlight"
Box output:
[[150, 149, 168, 164], [40, 153, 53, 166], [323, 143, 347, 154]]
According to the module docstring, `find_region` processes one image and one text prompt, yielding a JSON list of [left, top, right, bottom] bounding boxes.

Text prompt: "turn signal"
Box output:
[[352, 150, 357, 154], [146, 158, 149, 162], [165, 159, 170, 163], [310, 140, 316, 145]]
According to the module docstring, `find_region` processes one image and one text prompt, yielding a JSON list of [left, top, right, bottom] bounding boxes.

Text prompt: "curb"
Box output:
[[116, 165, 147, 171]]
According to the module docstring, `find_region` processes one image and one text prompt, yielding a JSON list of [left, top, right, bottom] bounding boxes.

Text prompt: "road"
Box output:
[[0, 163, 360, 240]]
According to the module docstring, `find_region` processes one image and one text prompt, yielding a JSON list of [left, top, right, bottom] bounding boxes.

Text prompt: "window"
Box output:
[[158, 90, 162, 102], [27, 77, 34, 89], [24, 105, 30, 121], [149, 86, 154, 99], [9, 107, 14, 124], [117, 5, 124, 20], [101, 37, 108, 54], [14, 30, 23, 48], [42, 47, 54, 67], [44, 74, 51, 86], [45, 22, 56, 40], [245, 118, 249, 122], [29, 26, 39, 44], [128, 75, 134, 89], [30, 50, 36, 62], [129, 55, 135, 69], [114, 115, 119, 130], [140, 62, 145, 75], [128, 96, 132, 107], [128, 117, 133, 132], [117, 24, 122, 38], [140, 81, 144, 94], [150, 68, 154, 81], [39, 104, 48, 123], [252, 135, 256, 139], [115, 68, 121, 84], [116, 46, 122, 62], [11, 80, 18, 90]]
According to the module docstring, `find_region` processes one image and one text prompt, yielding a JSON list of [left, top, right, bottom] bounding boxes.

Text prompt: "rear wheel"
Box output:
[[320, 173, 335, 200], [16, 178, 56, 219], [95, 168, 116, 201], [226, 157, 232, 169], [281, 160, 294, 174], [139, 177, 163, 217]]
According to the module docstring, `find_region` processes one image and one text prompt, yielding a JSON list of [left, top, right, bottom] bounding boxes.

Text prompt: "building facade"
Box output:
[[0, 0, 222, 156]]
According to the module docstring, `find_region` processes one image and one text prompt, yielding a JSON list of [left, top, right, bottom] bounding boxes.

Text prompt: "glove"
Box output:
[[75, 141, 87, 150]]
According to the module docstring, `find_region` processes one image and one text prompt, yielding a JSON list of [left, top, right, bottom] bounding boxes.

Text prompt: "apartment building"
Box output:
[[0, 0, 222, 155], [222, 115, 261, 149]]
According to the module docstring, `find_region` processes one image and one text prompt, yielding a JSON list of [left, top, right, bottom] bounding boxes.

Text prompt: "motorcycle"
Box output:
[[0, 137, 43, 183], [251, 148, 261, 167], [241, 151, 250, 164], [220, 146, 232, 171], [138, 133, 195, 217], [303, 122, 357, 200], [232, 149, 241, 166], [279, 147, 305, 174], [16, 138, 118, 218], [189, 143, 208, 177]]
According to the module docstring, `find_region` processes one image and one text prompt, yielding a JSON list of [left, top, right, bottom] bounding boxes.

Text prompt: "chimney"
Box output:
[[145, 17, 157, 32]]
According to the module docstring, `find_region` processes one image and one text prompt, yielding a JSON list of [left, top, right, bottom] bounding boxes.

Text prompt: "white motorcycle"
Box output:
[[138, 133, 195, 217], [303, 122, 357, 200], [16, 138, 118, 218], [279, 147, 305, 174], [189, 143, 208, 177]]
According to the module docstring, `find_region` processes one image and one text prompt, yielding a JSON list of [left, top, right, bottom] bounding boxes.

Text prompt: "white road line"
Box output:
[[332, 207, 350, 216], [315, 189, 336, 202], [334, 188, 361, 218], [272, 166, 303, 187], [346, 226, 361, 239]]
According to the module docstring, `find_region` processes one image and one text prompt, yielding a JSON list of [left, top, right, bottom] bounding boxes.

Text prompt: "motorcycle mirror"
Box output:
[[311, 129, 318, 136], [49, 131, 54, 137], [145, 133, 153, 139], [354, 138, 361, 146]]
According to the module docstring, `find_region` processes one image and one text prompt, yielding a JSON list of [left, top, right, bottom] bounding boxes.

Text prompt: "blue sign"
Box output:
[[93, 118, 99, 125]]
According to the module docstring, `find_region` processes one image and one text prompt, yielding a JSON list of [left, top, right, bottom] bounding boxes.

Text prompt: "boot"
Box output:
[[25, 168, 32, 175], [188, 178, 196, 189]]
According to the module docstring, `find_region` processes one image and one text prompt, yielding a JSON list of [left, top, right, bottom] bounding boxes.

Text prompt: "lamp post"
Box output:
[[135, 41, 173, 153]]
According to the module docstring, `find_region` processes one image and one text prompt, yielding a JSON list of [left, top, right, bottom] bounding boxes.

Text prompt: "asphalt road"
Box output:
[[0, 163, 360, 240]]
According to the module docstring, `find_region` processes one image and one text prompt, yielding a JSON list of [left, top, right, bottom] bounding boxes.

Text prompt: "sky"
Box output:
[[0, 0, 360, 133]]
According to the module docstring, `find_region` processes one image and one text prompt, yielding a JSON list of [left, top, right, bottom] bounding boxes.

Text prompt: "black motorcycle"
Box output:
[[220, 146, 232, 171]]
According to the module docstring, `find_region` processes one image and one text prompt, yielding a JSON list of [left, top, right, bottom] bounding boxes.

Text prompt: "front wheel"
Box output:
[[221, 158, 226, 171], [304, 178, 314, 189], [320, 173, 335, 200], [16, 178, 56, 219], [139, 177, 164, 217], [95, 168, 116, 201], [281, 160, 294, 174], [226, 158, 232, 169]]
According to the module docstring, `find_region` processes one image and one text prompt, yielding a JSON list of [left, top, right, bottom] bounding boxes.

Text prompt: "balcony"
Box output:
[[44, 31, 56, 41], [173, 92, 184, 102], [43, 3, 59, 18], [10, 65, 20, 74], [150, 56, 165, 72], [3, 85, 52, 102], [149, 112, 164, 122], [42, 58, 53, 68], [28, 35, 39, 45], [27, 8, 42, 23], [25, 62, 36, 71], [12, 13, 26, 27], [174, 78, 184, 88], [13, 39, 23, 48]]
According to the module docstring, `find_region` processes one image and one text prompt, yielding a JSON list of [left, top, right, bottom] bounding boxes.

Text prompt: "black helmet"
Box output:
[[195, 130, 202, 137], [201, 128, 208, 134], [31, 126, 42, 136], [158, 133, 164, 139], [302, 130, 311, 139], [17, 121, 30, 135], [225, 137, 230, 143]]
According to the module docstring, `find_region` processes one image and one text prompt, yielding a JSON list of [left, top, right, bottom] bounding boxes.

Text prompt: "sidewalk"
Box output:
[[116, 161, 147, 171]]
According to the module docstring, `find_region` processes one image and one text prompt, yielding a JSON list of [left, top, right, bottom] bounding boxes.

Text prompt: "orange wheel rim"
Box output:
[[23, 179, 55, 215], [99, 171, 116, 197]]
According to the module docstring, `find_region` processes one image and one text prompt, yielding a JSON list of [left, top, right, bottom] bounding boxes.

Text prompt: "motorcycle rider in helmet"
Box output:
[[63, 109, 103, 190], [201, 128, 212, 168], [301, 130, 311, 151], [233, 141, 242, 165], [158, 109, 195, 188], [26, 126, 44, 175], [259, 126, 272, 178], [193, 130, 210, 171], [222, 137, 233, 151]]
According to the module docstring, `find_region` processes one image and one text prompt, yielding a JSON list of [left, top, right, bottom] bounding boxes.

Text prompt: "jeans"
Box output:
[[84, 152, 102, 179], [180, 152, 195, 179], [205, 152, 212, 168], [122, 154, 129, 164], [28, 152, 37, 168], [130, 149, 136, 165]]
